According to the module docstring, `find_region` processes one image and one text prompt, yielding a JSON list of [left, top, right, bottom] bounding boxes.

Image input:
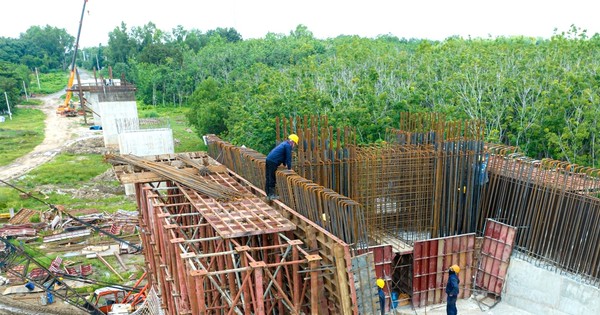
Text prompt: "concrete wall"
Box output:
[[118, 129, 174, 156], [85, 92, 101, 126], [118, 128, 174, 195], [99, 101, 138, 148], [503, 257, 600, 315]]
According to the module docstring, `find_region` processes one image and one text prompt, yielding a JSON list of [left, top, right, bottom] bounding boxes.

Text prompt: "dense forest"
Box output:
[[2, 23, 600, 167]]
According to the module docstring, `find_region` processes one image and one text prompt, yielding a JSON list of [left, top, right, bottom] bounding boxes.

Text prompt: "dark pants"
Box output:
[[265, 160, 278, 196], [378, 288, 385, 315], [447, 296, 457, 315]]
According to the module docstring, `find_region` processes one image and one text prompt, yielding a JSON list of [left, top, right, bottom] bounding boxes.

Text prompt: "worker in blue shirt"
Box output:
[[446, 265, 460, 315], [377, 278, 386, 315], [265, 134, 298, 199]]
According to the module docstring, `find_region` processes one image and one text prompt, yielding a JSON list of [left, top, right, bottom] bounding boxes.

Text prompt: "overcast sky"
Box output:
[[1, 0, 599, 48]]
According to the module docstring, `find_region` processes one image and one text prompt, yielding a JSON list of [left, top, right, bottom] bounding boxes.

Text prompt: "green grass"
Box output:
[[0, 153, 137, 213], [0, 108, 45, 166], [18, 99, 43, 106], [30, 71, 68, 95], [137, 105, 207, 152], [17, 154, 110, 187]]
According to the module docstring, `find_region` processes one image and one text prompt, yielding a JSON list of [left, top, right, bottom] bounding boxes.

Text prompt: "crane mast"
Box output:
[[57, 0, 87, 116]]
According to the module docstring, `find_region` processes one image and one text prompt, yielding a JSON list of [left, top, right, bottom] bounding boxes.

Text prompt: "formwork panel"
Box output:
[[476, 219, 516, 295], [357, 244, 393, 280], [180, 185, 296, 238], [412, 233, 475, 307]]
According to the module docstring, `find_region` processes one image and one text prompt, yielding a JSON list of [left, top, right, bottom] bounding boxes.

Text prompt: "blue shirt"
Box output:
[[266, 140, 293, 169], [446, 272, 460, 297]]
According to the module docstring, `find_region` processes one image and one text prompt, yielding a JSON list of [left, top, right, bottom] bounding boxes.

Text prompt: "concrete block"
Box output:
[[503, 257, 600, 315], [557, 276, 600, 314], [503, 258, 560, 308]]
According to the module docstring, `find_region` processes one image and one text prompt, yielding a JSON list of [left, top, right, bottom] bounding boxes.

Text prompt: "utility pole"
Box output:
[[4, 92, 12, 120], [23, 81, 29, 100], [35, 67, 41, 89]]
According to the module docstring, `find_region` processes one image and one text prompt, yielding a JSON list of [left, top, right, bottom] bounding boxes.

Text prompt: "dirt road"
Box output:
[[0, 91, 96, 182]]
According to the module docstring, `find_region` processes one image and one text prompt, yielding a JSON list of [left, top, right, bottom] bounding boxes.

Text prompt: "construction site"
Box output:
[[2, 72, 600, 315], [2, 0, 600, 313], [2, 5, 600, 308]]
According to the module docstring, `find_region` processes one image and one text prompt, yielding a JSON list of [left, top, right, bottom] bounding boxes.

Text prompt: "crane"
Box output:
[[57, 0, 88, 117]]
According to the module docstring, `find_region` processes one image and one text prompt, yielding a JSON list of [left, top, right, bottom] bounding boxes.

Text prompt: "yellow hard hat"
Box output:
[[449, 264, 460, 274], [376, 278, 385, 288], [288, 134, 299, 145]]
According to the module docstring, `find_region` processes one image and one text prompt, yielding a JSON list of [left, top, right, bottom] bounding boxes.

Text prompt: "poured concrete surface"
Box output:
[[391, 298, 534, 315], [503, 257, 600, 315]]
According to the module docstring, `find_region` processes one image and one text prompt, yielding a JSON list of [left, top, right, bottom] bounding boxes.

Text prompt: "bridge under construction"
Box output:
[[110, 113, 600, 314]]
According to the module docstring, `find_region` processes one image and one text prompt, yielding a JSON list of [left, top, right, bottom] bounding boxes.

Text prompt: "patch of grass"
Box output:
[[30, 213, 41, 223], [1, 153, 138, 212], [142, 111, 159, 118], [0, 108, 45, 166], [17, 154, 110, 188], [19, 99, 43, 106], [137, 105, 207, 153], [30, 71, 68, 95]]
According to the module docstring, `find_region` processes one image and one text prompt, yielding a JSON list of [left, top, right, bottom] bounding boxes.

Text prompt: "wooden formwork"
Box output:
[[136, 181, 326, 314], [112, 151, 363, 314], [231, 171, 358, 314]]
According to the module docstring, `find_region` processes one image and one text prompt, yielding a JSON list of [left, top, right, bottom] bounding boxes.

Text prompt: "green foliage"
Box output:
[[142, 111, 159, 118], [0, 109, 45, 166], [19, 99, 43, 105], [101, 22, 600, 166], [29, 214, 41, 223], [30, 71, 68, 94], [19, 25, 74, 71]]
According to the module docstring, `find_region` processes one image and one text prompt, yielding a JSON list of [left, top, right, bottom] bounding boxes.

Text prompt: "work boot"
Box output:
[[267, 194, 279, 200]]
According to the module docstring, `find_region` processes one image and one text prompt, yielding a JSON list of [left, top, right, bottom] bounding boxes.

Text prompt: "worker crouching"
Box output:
[[265, 134, 298, 200]]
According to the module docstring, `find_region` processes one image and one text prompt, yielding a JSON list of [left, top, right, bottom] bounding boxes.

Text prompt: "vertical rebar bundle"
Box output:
[[480, 146, 600, 285]]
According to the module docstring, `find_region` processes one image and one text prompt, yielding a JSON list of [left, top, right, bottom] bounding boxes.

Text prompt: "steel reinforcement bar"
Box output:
[[207, 135, 369, 249], [480, 145, 600, 285]]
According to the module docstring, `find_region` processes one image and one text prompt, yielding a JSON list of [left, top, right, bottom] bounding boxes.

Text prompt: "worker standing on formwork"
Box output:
[[446, 265, 460, 315], [265, 134, 298, 200]]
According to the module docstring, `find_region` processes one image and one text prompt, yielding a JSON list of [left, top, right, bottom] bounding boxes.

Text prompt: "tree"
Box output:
[[107, 22, 135, 64], [19, 25, 73, 71]]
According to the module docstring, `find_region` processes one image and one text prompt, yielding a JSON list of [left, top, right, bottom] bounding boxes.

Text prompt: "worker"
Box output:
[[377, 278, 385, 315], [265, 134, 298, 200], [446, 264, 460, 315]]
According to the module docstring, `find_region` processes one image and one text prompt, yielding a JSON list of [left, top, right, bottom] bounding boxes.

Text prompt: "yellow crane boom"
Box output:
[[57, 0, 88, 117]]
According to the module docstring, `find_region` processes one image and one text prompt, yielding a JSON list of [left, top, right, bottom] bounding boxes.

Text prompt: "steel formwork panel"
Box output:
[[180, 184, 295, 239], [412, 233, 475, 307], [476, 219, 516, 295], [357, 244, 393, 280], [137, 183, 324, 315]]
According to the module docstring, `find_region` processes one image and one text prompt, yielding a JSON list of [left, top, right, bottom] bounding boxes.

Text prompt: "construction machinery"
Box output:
[[57, 0, 88, 117]]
